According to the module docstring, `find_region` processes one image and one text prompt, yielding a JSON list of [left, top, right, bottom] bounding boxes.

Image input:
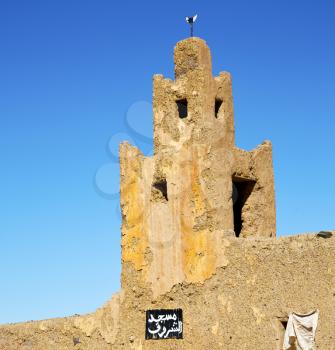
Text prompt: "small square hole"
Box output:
[[153, 179, 168, 201], [176, 99, 188, 119]]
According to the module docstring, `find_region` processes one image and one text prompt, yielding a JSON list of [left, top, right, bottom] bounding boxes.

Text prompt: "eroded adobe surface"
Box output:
[[114, 233, 335, 349], [1, 233, 334, 349], [120, 37, 276, 299], [0, 38, 333, 350]]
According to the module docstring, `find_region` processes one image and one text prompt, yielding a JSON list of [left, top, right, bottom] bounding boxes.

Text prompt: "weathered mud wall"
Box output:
[[0, 294, 121, 349], [114, 233, 335, 349], [2, 233, 333, 349]]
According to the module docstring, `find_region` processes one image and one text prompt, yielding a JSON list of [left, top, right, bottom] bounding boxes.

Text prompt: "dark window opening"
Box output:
[[215, 98, 223, 118], [176, 99, 188, 119], [232, 178, 256, 237], [280, 320, 288, 330], [153, 179, 168, 201]]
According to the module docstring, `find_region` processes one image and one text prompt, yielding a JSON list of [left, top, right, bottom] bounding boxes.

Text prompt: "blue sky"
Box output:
[[0, 0, 334, 324]]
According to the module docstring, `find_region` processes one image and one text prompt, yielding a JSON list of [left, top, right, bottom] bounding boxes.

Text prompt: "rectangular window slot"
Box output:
[[232, 178, 256, 237], [215, 98, 223, 118], [176, 99, 188, 119]]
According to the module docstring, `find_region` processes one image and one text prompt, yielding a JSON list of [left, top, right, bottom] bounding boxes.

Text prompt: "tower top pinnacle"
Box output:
[[174, 37, 212, 79]]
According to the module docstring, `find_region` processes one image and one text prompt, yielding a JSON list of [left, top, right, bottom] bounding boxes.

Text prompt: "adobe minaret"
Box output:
[[120, 37, 276, 297], [1, 37, 333, 350]]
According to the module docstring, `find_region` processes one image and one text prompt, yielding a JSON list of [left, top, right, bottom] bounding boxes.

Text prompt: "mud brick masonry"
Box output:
[[0, 37, 334, 350]]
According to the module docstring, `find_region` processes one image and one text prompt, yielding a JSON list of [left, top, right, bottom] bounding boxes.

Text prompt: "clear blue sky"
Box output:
[[1, 0, 334, 324]]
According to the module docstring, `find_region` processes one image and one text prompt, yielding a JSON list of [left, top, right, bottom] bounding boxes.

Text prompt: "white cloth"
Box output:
[[283, 310, 319, 350]]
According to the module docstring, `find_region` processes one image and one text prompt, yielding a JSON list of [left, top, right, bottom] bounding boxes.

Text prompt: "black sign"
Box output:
[[145, 309, 183, 340]]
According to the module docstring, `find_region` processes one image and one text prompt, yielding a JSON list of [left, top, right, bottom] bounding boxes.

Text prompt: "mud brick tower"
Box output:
[[120, 37, 276, 298], [0, 38, 334, 350]]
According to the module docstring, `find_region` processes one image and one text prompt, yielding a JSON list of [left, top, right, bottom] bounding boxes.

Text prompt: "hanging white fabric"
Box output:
[[283, 310, 319, 350]]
